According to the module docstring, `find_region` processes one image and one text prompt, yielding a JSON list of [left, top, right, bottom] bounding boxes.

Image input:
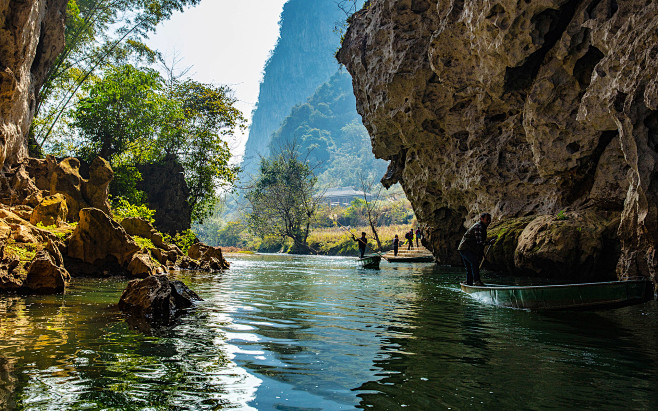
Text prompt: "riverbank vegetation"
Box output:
[[29, 0, 245, 236], [201, 173, 415, 255]]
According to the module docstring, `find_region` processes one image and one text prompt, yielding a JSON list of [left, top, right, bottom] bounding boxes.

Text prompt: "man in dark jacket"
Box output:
[[406, 229, 414, 250], [458, 213, 492, 286], [353, 232, 368, 258]]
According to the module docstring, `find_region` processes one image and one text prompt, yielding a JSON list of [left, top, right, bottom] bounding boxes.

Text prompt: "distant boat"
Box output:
[[460, 279, 654, 310], [357, 255, 381, 269], [382, 246, 434, 263]]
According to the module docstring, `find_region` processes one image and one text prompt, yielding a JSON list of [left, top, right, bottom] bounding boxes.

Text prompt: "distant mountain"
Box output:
[[240, 0, 347, 179], [269, 71, 387, 187]]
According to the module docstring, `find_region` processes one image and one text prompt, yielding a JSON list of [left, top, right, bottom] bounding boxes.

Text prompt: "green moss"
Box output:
[[4, 240, 40, 262], [35, 222, 74, 241], [134, 236, 155, 250], [487, 216, 535, 270]]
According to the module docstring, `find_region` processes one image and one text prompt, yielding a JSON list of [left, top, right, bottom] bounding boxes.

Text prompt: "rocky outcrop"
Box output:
[[121, 217, 167, 249], [24, 247, 70, 293], [187, 243, 230, 272], [67, 208, 155, 277], [0, 0, 68, 169], [338, 1, 658, 283], [0, 156, 113, 222], [137, 157, 191, 235], [118, 275, 202, 325], [30, 193, 67, 226], [50, 157, 113, 221], [0, 237, 69, 293], [487, 211, 619, 280]]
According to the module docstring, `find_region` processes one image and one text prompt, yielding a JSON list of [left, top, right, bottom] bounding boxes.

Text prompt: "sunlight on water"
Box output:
[[0, 254, 657, 409]]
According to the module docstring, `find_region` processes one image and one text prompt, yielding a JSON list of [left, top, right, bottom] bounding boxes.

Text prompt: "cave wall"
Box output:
[[338, 0, 658, 282], [0, 0, 67, 169]]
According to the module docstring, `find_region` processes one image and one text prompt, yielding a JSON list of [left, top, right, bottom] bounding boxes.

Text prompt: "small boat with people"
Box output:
[[460, 279, 654, 310]]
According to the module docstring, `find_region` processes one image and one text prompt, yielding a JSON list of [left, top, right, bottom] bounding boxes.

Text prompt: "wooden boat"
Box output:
[[382, 247, 434, 263], [357, 255, 381, 269], [460, 279, 654, 310]]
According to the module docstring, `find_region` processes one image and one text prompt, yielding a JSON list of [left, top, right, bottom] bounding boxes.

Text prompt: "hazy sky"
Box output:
[[147, 0, 288, 157]]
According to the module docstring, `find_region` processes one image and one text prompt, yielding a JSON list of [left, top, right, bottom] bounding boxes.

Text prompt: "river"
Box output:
[[0, 253, 656, 409]]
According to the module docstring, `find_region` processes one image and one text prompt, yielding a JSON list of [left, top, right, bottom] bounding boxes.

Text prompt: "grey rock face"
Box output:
[[338, 1, 658, 282]]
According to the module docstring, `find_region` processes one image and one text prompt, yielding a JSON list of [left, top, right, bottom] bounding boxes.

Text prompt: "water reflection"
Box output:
[[0, 255, 656, 409], [355, 265, 658, 409]]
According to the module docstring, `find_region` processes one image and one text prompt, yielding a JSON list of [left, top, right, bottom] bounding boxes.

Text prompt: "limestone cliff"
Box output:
[[0, 0, 67, 169], [241, 0, 347, 177], [338, 0, 658, 283]]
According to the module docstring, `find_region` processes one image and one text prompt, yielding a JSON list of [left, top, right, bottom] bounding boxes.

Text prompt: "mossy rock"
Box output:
[[486, 216, 535, 273], [30, 194, 68, 227]]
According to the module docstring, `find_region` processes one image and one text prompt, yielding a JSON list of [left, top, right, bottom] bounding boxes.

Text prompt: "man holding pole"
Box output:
[[458, 213, 493, 286], [352, 232, 368, 258]]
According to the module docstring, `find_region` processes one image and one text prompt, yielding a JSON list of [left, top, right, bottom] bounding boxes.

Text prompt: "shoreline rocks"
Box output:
[[0, 156, 229, 298]]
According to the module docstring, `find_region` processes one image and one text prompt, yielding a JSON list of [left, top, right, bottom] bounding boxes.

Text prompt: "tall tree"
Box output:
[[32, 0, 201, 152], [71, 63, 245, 222], [245, 145, 322, 254]]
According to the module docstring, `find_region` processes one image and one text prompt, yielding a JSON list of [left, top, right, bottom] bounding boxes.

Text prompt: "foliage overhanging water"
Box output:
[[0, 254, 656, 409]]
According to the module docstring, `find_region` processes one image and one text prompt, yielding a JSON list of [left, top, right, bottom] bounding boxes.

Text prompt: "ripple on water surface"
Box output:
[[0, 254, 657, 409]]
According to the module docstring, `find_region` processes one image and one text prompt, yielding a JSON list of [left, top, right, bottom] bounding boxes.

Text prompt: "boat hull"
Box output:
[[358, 255, 381, 269], [383, 255, 434, 263], [460, 280, 654, 310]]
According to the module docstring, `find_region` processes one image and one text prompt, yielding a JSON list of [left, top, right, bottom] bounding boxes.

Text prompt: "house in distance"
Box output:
[[323, 187, 371, 207]]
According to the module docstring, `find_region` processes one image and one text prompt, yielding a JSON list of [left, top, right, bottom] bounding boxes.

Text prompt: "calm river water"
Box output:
[[0, 253, 657, 410]]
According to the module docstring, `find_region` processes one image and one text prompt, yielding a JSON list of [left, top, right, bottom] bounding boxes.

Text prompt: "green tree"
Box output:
[[71, 63, 245, 222], [245, 146, 322, 254], [164, 79, 244, 221], [33, 0, 202, 151], [73, 64, 169, 162]]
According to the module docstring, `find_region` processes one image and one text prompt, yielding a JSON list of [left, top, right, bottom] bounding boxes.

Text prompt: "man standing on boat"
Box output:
[[458, 213, 492, 286], [352, 232, 368, 258]]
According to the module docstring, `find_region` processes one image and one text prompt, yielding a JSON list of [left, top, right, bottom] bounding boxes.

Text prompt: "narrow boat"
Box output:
[[357, 255, 381, 269], [384, 255, 434, 263], [460, 279, 654, 310], [382, 247, 434, 263]]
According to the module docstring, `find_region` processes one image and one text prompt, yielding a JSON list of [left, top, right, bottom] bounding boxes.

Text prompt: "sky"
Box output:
[[147, 0, 288, 159]]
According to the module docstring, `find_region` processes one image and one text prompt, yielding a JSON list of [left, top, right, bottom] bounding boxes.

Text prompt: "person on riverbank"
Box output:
[[458, 213, 493, 286], [352, 232, 368, 258], [415, 228, 422, 248], [393, 234, 400, 256]]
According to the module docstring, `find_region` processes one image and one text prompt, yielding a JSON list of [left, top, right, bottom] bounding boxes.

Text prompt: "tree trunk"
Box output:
[[369, 220, 382, 250]]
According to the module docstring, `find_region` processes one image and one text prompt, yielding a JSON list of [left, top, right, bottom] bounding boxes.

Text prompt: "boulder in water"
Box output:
[[118, 275, 202, 325]]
